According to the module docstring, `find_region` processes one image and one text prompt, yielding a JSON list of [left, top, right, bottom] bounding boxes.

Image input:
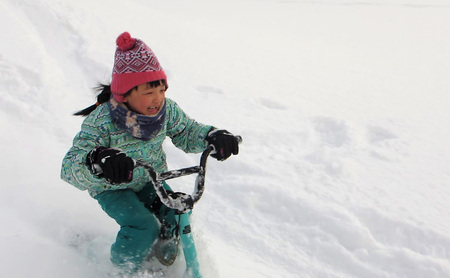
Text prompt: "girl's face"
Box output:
[[123, 82, 166, 116]]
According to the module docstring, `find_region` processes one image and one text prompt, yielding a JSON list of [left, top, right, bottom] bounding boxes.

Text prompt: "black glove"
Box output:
[[206, 129, 239, 161], [86, 147, 134, 184]]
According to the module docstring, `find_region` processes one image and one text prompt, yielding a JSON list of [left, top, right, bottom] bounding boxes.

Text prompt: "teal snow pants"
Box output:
[[94, 182, 176, 272]]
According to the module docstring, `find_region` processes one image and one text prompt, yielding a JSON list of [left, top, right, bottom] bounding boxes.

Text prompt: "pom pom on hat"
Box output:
[[110, 32, 167, 102], [116, 32, 136, 51]]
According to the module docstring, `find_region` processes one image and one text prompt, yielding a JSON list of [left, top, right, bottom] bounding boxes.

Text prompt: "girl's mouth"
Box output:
[[147, 106, 159, 115], [147, 106, 160, 115], [146, 99, 165, 116]]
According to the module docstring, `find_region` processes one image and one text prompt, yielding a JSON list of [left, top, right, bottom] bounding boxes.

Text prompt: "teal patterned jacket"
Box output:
[[61, 98, 212, 197]]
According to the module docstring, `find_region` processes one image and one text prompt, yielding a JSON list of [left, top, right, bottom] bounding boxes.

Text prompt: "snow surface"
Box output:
[[1, 0, 450, 277]]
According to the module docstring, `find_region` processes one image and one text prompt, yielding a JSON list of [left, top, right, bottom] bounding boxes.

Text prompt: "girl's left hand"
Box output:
[[206, 129, 239, 161]]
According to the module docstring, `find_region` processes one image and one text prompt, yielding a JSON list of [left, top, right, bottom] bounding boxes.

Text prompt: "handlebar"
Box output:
[[135, 135, 242, 213]]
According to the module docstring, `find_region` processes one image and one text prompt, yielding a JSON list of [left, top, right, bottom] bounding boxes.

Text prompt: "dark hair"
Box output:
[[74, 79, 167, 116]]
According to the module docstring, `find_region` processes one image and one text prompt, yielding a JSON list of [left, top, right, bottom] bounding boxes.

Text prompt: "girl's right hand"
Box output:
[[86, 147, 134, 184]]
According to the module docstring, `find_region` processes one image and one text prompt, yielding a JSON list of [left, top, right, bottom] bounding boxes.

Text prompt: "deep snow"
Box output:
[[1, 0, 450, 277]]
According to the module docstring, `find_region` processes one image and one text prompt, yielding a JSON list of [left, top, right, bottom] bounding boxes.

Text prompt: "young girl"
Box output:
[[61, 32, 239, 273]]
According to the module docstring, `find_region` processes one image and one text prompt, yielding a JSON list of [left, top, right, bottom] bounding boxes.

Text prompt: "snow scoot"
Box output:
[[134, 135, 242, 278]]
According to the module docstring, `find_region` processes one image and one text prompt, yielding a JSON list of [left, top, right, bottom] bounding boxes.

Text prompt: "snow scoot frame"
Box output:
[[135, 136, 242, 278]]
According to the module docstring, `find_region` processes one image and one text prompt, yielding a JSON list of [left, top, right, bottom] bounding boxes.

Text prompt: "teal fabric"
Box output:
[[61, 98, 212, 197], [94, 182, 177, 272]]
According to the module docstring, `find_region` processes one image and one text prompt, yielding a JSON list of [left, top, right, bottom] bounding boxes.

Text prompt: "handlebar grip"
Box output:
[[235, 135, 243, 144]]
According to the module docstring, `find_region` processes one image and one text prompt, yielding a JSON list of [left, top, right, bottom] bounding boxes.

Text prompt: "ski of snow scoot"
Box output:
[[135, 135, 242, 278]]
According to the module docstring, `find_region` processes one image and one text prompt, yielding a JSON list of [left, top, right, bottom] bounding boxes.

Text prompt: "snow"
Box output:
[[1, 0, 450, 277]]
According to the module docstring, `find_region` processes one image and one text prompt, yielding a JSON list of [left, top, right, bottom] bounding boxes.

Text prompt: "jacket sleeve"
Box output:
[[165, 99, 213, 153], [60, 112, 147, 193]]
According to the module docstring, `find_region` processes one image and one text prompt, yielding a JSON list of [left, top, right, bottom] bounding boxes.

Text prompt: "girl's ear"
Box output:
[[122, 88, 135, 103]]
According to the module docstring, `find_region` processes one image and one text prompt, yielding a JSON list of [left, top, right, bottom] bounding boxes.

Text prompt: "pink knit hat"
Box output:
[[111, 32, 167, 102]]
